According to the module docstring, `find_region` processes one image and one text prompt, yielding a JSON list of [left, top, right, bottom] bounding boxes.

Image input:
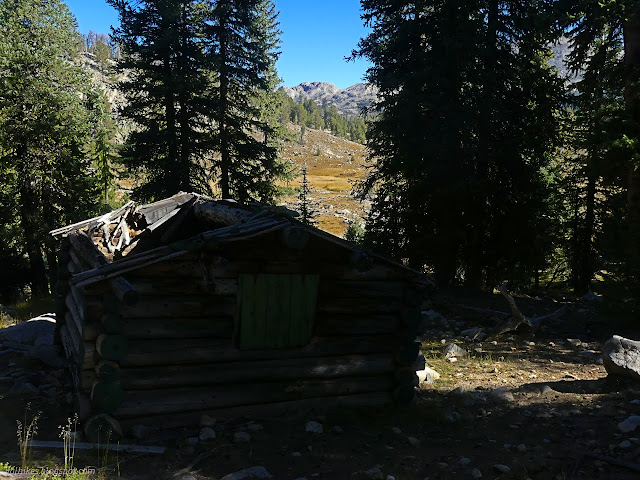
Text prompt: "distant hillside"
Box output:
[[280, 82, 377, 117]]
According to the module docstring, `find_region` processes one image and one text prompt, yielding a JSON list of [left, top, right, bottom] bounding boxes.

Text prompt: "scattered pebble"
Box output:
[[493, 464, 511, 474], [619, 440, 632, 449], [199, 427, 216, 441], [332, 425, 344, 433], [459, 457, 471, 466], [305, 421, 323, 434], [471, 468, 483, 479], [291, 452, 302, 457], [391, 426, 402, 434], [408, 436, 420, 447], [618, 416, 640, 433], [246, 423, 264, 432], [364, 467, 383, 479], [489, 386, 514, 403], [517, 444, 527, 452]]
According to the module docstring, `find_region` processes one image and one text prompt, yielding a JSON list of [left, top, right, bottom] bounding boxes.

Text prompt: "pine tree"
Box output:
[[353, 0, 562, 287], [298, 164, 316, 225], [564, 0, 640, 286], [0, 0, 101, 294], [206, 0, 288, 202], [108, 0, 212, 201], [91, 93, 120, 207]]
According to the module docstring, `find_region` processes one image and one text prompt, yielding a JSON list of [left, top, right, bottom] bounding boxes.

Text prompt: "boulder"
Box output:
[[416, 367, 440, 384], [444, 343, 467, 358], [0, 315, 56, 346], [603, 335, 640, 381]]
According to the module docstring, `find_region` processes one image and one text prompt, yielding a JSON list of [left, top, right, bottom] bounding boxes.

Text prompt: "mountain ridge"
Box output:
[[279, 81, 377, 117]]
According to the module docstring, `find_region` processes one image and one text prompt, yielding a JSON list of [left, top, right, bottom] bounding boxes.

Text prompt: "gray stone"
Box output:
[[618, 416, 640, 433], [386, 476, 396, 480], [408, 436, 420, 447], [199, 427, 216, 441], [493, 464, 511, 474], [220, 466, 272, 480], [331, 425, 343, 433], [539, 385, 555, 395], [517, 444, 527, 452], [459, 457, 471, 466], [291, 451, 302, 457], [619, 440, 632, 449], [489, 387, 514, 403], [567, 338, 582, 347], [416, 367, 440, 384], [0, 316, 56, 346], [461, 328, 481, 337], [391, 426, 402, 434], [603, 336, 640, 380], [180, 476, 196, 480], [444, 343, 467, 358], [305, 421, 323, 433], [471, 468, 483, 479], [233, 431, 251, 443]]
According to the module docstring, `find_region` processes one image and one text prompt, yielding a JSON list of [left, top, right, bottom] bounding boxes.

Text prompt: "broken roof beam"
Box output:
[[50, 201, 135, 237], [68, 233, 138, 305]]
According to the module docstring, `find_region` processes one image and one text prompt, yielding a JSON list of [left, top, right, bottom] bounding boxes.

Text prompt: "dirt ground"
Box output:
[[1, 290, 640, 480]]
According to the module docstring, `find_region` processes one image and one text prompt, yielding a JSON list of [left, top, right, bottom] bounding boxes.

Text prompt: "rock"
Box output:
[[422, 309, 446, 324], [517, 444, 526, 452], [603, 336, 640, 380], [619, 440, 632, 449], [471, 468, 483, 479], [331, 425, 343, 433], [416, 367, 440, 384], [199, 427, 216, 441], [567, 338, 582, 347], [220, 466, 272, 480], [181, 476, 196, 480], [0, 316, 56, 346], [461, 328, 481, 337], [291, 451, 302, 457], [305, 421, 323, 433], [489, 387, 514, 403], [493, 464, 511, 474], [444, 343, 467, 358], [407, 436, 420, 447], [459, 457, 471, 466], [386, 476, 395, 480], [539, 385, 555, 396], [233, 431, 251, 443], [618, 416, 640, 433], [391, 426, 402, 434]]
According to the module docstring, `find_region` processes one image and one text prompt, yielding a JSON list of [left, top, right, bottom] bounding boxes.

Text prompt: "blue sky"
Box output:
[[64, 0, 371, 89]]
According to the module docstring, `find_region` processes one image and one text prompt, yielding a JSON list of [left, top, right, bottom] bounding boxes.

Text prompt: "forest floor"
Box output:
[[0, 290, 639, 480]]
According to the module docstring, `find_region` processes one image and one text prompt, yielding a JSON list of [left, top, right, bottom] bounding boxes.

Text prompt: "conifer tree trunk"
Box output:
[[19, 185, 48, 295], [576, 164, 597, 294]]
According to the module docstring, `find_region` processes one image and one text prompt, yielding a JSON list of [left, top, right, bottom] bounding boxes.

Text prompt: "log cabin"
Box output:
[[50, 193, 433, 440]]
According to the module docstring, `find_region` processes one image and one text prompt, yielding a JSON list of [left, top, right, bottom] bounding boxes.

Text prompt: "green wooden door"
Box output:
[[237, 274, 319, 349]]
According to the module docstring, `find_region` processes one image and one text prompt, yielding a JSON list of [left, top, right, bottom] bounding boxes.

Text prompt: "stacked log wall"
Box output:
[[91, 232, 424, 426], [58, 229, 426, 431]]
